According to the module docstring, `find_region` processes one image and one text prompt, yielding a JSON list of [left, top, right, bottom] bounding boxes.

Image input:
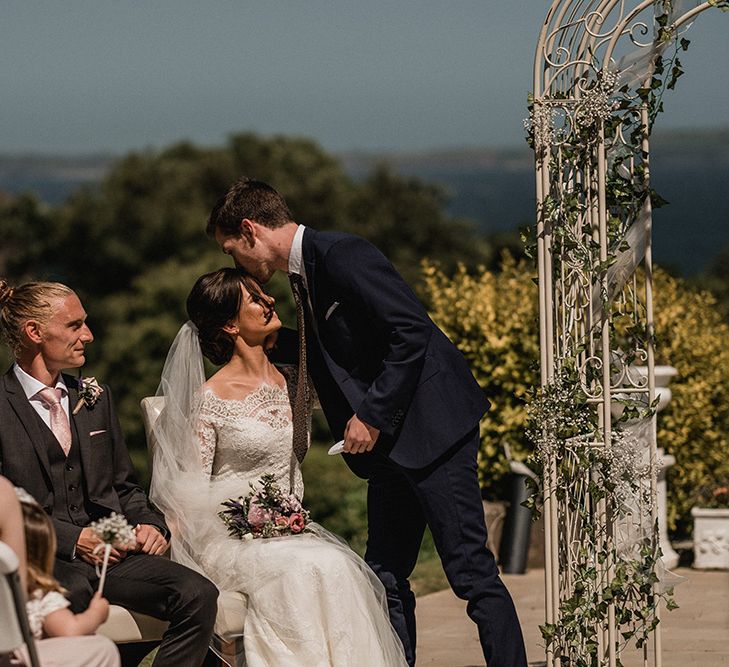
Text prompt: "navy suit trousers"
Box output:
[[364, 428, 527, 667]]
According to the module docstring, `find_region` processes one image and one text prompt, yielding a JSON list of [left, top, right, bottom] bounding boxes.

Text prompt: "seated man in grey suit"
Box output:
[[0, 279, 218, 667]]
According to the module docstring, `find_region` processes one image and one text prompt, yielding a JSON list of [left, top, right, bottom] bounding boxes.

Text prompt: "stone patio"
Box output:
[[416, 567, 729, 666]]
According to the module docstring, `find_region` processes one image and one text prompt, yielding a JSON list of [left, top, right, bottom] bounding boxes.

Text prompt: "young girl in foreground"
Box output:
[[20, 493, 110, 638], [17, 490, 120, 666]]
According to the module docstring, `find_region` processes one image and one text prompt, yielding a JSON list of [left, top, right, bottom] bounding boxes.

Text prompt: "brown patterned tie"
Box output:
[[289, 274, 310, 465]]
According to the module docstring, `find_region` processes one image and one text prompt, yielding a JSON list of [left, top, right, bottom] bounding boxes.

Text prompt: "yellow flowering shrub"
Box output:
[[422, 255, 540, 498], [653, 268, 729, 537], [424, 260, 729, 538]]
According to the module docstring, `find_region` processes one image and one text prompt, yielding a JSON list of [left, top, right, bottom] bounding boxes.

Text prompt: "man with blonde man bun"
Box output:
[[0, 279, 218, 667]]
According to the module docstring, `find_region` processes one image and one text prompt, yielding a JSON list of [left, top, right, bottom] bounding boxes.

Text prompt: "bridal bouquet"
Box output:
[[219, 474, 310, 540]]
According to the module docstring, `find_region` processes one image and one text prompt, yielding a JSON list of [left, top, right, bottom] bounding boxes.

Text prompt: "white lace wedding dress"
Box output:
[[191, 380, 407, 667]]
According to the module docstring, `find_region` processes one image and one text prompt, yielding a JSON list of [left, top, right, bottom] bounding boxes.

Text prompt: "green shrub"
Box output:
[[653, 268, 729, 538], [301, 443, 369, 555], [423, 260, 729, 540], [423, 255, 539, 499]]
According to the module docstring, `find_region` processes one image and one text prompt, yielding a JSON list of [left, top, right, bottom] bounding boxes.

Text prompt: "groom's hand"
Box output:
[[343, 415, 379, 454], [76, 528, 124, 565], [134, 524, 169, 556]]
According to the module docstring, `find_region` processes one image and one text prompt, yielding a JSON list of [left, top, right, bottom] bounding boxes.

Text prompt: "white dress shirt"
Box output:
[[287, 224, 317, 323], [288, 224, 307, 283], [13, 363, 70, 428]]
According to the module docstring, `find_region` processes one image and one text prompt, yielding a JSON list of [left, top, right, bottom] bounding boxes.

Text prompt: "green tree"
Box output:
[[0, 192, 62, 284], [0, 132, 492, 461], [423, 254, 540, 498], [346, 165, 491, 286]]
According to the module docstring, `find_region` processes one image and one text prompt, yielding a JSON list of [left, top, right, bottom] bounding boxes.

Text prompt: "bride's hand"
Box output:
[[343, 415, 379, 454]]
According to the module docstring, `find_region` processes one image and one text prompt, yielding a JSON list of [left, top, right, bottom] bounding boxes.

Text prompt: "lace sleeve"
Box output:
[[196, 416, 217, 478]]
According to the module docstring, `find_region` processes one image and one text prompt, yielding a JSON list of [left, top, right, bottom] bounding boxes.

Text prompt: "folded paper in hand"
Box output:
[[328, 440, 345, 456]]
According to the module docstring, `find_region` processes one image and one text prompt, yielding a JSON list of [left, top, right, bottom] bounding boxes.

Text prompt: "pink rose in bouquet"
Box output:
[[284, 494, 303, 513], [288, 513, 306, 534], [247, 501, 272, 528]]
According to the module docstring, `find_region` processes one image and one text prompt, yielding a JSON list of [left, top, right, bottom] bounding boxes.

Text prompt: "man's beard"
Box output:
[[257, 266, 275, 284], [237, 261, 273, 284]]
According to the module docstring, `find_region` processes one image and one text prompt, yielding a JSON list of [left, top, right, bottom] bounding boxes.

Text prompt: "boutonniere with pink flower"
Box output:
[[72, 375, 104, 414], [219, 473, 310, 540]]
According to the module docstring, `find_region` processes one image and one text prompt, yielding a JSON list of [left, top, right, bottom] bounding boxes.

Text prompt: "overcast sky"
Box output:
[[1, 1, 727, 155]]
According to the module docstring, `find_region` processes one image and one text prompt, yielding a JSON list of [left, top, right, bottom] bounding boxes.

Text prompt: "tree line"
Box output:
[[0, 132, 498, 459], [2, 132, 727, 544]]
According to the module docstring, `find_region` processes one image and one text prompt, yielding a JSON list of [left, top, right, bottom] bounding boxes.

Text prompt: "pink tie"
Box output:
[[38, 387, 72, 457]]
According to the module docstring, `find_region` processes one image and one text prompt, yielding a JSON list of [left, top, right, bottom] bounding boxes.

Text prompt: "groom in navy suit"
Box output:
[[207, 177, 527, 666]]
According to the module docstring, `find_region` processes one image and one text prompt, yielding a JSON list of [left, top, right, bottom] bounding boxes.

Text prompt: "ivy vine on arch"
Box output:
[[525, 1, 728, 665]]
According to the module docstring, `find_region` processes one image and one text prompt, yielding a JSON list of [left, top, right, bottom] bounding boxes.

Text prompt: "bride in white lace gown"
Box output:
[[150, 268, 407, 667]]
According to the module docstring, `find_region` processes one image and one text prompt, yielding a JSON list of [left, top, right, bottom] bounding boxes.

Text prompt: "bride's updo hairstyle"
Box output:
[[0, 279, 73, 357], [186, 268, 274, 365]]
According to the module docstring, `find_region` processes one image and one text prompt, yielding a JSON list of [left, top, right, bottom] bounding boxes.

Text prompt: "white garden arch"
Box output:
[[529, 1, 727, 665]]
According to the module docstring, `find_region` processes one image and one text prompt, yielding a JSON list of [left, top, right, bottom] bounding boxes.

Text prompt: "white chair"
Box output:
[[96, 605, 167, 645], [140, 397, 247, 666], [0, 540, 40, 667]]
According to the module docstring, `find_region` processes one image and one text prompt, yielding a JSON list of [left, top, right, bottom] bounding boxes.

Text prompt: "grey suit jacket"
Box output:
[[0, 366, 166, 559]]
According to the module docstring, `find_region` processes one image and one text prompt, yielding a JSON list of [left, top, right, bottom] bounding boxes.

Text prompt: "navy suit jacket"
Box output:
[[285, 228, 489, 472], [0, 367, 166, 559]]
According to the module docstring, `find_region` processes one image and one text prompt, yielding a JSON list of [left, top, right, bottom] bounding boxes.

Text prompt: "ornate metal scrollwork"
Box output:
[[530, 2, 720, 665]]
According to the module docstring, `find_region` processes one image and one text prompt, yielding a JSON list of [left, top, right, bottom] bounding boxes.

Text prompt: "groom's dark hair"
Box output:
[[206, 177, 294, 237]]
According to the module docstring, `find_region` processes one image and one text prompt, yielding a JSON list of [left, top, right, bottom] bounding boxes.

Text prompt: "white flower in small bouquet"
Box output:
[[73, 375, 104, 414], [219, 473, 310, 540], [89, 512, 137, 594]]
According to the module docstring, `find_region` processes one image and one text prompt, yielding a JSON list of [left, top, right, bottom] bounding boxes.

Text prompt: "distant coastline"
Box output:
[[1, 128, 727, 275]]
